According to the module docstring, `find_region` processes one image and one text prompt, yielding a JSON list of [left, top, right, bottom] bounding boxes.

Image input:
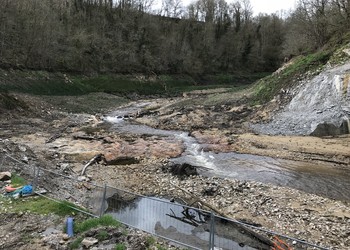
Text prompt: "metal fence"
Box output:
[[0, 151, 329, 250]]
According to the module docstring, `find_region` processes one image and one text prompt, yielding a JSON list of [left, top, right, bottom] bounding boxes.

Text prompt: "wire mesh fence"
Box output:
[[0, 151, 329, 250], [104, 186, 274, 250]]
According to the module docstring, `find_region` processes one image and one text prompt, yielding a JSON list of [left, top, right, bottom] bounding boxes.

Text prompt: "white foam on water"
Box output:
[[104, 116, 124, 123], [175, 132, 216, 170]]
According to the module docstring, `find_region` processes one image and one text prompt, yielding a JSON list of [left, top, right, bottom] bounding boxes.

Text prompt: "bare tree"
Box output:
[[161, 0, 183, 17]]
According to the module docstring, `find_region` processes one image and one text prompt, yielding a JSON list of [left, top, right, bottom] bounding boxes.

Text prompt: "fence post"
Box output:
[[99, 184, 107, 217], [209, 211, 215, 250]]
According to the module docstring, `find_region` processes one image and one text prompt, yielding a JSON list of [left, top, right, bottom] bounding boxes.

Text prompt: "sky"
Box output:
[[153, 0, 297, 17], [177, 0, 297, 15], [249, 0, 297, 15]]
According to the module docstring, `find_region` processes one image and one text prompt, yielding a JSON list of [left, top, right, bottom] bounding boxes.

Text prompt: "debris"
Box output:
[[4, 185, 33, 198], [5, 185, 21, 193], [81, 154, 103, 176]]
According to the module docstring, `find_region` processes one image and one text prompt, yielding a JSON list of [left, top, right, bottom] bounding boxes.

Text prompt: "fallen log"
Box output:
[[81, 154, 103, 176]]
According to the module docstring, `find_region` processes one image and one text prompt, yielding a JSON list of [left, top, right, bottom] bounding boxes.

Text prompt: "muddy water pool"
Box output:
[[106, 196, 264, 250]]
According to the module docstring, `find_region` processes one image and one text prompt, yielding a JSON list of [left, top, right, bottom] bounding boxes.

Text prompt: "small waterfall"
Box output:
[[175, 132, 216, 169], [104, 115, 124, 123]]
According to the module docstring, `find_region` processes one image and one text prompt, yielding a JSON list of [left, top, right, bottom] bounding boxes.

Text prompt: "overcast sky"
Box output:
[[249, 0, 297, 15], [176, 0, 297, 15], [153, 0, 298, 16]]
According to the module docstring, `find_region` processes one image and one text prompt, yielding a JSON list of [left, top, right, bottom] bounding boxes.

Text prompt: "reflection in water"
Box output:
[[107, 196, 264, 250]]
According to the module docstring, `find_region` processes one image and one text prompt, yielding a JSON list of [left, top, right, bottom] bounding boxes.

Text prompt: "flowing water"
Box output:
[[104, 104, 350, 201]]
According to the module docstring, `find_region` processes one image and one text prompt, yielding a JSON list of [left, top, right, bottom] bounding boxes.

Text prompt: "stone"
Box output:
[[0, 172, 11, 181], [22, 155, 29, 164], [78, 176, 88, 182], [81, 237, 98, 248]]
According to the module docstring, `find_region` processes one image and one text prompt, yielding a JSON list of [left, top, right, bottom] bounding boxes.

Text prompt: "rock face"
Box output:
[[253, 62, 350, 136]]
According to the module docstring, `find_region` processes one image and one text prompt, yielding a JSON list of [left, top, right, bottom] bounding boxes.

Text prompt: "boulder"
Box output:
[[0, 172, 11, 181], [163, 163, 198, 178], [310, 119, 349, 136]]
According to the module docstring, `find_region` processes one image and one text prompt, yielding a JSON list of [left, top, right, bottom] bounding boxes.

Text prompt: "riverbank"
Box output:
[[1, 92, 349, 249]]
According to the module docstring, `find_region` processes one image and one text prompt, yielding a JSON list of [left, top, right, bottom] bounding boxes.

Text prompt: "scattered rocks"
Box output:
[[1, 89, 350, 249]]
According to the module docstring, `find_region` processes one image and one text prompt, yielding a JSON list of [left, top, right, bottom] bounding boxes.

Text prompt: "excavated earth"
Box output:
[[0, 86, 350, 249]]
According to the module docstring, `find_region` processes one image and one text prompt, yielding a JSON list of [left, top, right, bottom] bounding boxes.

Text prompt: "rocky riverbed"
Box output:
[[0, 90, 350, 249]]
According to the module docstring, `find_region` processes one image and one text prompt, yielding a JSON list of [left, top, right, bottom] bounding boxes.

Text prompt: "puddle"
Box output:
[[106, 196, 268, 250]]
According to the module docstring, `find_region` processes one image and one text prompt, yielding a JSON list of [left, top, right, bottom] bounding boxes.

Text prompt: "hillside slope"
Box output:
[[252, 45, 350, 136]]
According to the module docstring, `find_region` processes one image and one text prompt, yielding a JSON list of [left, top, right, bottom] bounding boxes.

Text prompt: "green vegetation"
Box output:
[[74, 215, 120, 233], [0, 72, 257, 97], [1, 172, 86, 216], [0, 196, 83, 216], [69, 237, 83, 250], [115, 243, 126, 250], [0, 72, 95, 96], [145, 236, 172, 250], [252, 50, 332, 104], [65, 216, 121, 249], [146, 236, 156, 246], [0, 71, 259, 113], [96, 230, 109, 241], [10, 173, 27, 187], [41, 93, 128, 114]]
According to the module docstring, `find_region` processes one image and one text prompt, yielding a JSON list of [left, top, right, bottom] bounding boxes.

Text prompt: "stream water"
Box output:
[[104, 103, 350, 201]]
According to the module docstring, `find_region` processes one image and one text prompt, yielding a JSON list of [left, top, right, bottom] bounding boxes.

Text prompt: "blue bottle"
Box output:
[[66, 217, 74, 237]]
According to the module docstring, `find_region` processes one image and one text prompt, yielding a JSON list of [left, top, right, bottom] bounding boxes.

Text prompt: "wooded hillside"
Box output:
[[0, 0, 349, 75]]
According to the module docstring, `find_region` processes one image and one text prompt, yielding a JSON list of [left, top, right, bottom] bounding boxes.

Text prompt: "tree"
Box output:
[[284, 0, 331, 55], [161, 0, 183, 17]]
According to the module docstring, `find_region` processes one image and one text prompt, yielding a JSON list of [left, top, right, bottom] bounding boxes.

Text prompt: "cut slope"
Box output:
[[252, 61, 350, 136]]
